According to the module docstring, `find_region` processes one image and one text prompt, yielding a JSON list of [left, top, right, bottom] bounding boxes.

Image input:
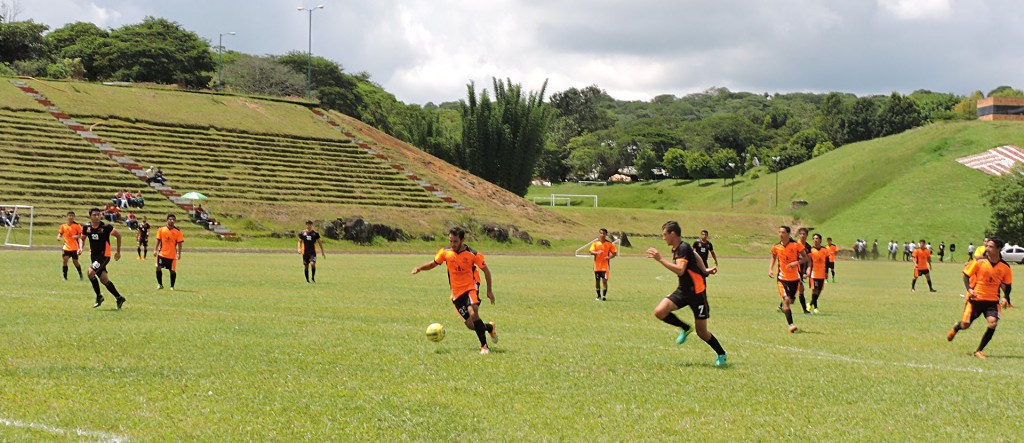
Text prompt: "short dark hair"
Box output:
[[827, 237, 833, 241], [662, 221, 681, 236], [599, 228, 608, 235], [167, 214, 176, 220], [989, 237, 1005, 249], [700, 230, 709, 235], [66, 211, 75, 216], [919, 239, 926, 244], [306, 220, 314, 225], [89, 208, 101, 216], [797, 227, 809, 234], [448, 226, 466, 240], [779, 225, 791, 234], [812, 233, 822, 240]]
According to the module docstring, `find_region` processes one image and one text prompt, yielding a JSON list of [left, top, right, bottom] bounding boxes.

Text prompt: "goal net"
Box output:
[[2, 205, 34, 248]]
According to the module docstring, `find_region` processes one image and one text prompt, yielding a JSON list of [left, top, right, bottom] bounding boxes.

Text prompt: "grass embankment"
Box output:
[[1, 249, 1021, 440], [528, 120, 1024, 248]]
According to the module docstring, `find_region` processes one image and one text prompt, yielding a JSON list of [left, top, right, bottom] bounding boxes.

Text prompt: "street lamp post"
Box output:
[[217, 32, 236, 91], [728, 162, 735, 208], [771, 156, 781, 208], [297, 5, 325, 100]]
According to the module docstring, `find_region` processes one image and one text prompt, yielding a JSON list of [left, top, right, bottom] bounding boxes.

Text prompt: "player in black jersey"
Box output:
[[136, 216, 151, 260], [297, 220, 326, 283], [83, 208, 126, 309], [692, 229, 718, 269], [648, 221, 727, 366]]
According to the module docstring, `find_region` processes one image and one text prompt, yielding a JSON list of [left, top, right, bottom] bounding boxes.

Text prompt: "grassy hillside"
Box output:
[[529, 120, 1023, 248]]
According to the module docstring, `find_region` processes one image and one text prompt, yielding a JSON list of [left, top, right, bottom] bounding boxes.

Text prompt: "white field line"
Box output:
[[0, 417, 129, 442], [740, 339, 1022, 376]]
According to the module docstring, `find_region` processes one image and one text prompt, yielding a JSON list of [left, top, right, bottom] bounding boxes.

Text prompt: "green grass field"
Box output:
[[2, 248, 1021, 441]]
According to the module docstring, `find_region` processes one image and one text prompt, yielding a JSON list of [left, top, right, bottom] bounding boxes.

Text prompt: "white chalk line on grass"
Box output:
[[740, 339, 1022, 376], [0, 417, 129, 443]]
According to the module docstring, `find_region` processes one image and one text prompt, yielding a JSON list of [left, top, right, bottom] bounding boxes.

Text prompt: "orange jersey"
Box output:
[[434, 246, 486, 299], [590, 240, 617, 272], [772, 240, 804, 282], [912, 248, 931, 270], [155, 226, 184, 259], [808, 246, 831, 279], [827, 244, 838, 262], [964, 259, 1013, 302], [58, 222, 82, 251]]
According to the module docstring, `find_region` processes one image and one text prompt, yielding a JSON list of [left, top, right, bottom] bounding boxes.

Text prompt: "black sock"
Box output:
[[978, 327, 996, 352], [75, 264, 82, 277], [63, 265, 68, 278], [484, 322, 493, 333], [104, 281, 123, 299], [912, 279, 917, 290], [785, 310, 794, 325], [596, 289, 601, 298], [137, 247, 142, 257], [156, 269, 163, 286], [89, 277, 102, 297], [304, 265, 309, 282], [602, 288, 607, 298], [660, 313, 690, 330], [473, 319, 487, 346], [811, 292, 820, 308], [928, 280, 933, 290], [704, 334, 726, 355], [143, 247, 147, 258], [170, 271, 176, 288], [799, 295, 808, 311], [311, 266, 316, 281]]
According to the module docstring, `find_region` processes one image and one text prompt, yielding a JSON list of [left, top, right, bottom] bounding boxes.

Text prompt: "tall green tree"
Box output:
[[0, 19, 47, 64], [685, 150, 712, 183], [878, 92, 925, 136], [986, 166, 1024, 244], [92, 17, 213, 88], [461, 78, 552, 196]]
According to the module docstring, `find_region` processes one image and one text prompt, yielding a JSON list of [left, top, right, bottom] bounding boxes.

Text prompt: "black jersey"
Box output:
[[799, 240, 812, 273], [138, 222, 151, 240], [83, 222, 114, 259], [692, 240, 714, 265], [672, 242, 707, 293], [298, 230, 321, 255]]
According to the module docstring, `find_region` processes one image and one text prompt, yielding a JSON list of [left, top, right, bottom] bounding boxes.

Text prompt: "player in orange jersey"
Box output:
[[648, 221, 726, 366], [769, 225, 808, 333], [805, 233, 833, 313], [412, 227, 498, 355], [911, 239, 935, 292], [826, 237, 838, 282], [947, 238, 1013, 359], [589, 228, 618, 301], [57, 211, 84, 280], [154, 214, 184, 290]]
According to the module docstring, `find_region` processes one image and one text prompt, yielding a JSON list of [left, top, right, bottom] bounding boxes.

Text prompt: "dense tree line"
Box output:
[[2, 15, 1021, 196]]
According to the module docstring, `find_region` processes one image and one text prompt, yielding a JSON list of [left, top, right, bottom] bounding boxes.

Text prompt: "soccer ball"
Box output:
[[425, 323, 445, 342]]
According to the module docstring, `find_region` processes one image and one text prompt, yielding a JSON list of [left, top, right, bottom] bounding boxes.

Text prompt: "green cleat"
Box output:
[[715, 354, 727, 367], [676, 325, 692, 345]]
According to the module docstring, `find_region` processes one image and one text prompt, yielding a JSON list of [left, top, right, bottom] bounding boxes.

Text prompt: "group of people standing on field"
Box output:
[[57, 209, 185, 310]]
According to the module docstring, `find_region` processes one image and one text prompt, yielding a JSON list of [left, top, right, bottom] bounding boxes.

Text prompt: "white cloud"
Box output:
[[877, 0, 953, 20]]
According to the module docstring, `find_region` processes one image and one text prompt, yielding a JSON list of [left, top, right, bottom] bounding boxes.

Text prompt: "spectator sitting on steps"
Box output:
[[130, 190, 145, 208], [147, 166, 166, 185], [193, 204, 218, 229], [103, 204, 121, 223], [125, 212, 139, 230]]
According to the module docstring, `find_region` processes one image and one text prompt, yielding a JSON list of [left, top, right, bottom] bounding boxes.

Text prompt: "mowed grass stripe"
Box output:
[[1, 250, 1020, 440]]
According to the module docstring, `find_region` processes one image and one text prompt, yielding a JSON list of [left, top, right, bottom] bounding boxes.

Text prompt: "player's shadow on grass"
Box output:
[[985, 354, 1024, 360]]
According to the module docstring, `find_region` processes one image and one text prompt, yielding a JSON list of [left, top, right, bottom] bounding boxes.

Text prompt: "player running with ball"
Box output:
[[412, 227, 498, 355]]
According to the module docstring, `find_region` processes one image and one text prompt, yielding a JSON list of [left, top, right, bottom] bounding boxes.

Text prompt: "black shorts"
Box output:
[[157, 256, 175, 270], [139, 238, 148, 246], [666, 288, 710, 320], [594, 271, 607, 280], [452, 290, 479, 321], [303, 253, 317, 265], [89, 256, 110, 275], [963, 299, 1000, 323], [825, 261, 835, 270], [62, 250, 79, 258], [812, 279, 825, 291], [777, 279, 799, 301], [915, 268, 930, 278]]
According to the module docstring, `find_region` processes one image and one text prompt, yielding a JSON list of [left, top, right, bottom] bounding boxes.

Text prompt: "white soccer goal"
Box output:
[[532, 196, 572, 206], [2, 205, 34, 248], [575, 236, 622, 258], [552, 194, 599, 207]]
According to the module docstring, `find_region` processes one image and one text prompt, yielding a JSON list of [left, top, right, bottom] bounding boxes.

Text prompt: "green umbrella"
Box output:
[[181, 191, 207, 200]]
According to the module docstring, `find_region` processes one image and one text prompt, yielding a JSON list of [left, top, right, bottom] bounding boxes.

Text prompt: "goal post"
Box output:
[[2, 205, 34, 248]]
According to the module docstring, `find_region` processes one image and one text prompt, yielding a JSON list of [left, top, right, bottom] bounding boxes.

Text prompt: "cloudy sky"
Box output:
[[18, 0, 1024, 104]]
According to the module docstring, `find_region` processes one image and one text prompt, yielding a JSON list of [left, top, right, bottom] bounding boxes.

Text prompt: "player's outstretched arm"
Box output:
[[482, 266, 494, 304], [411, 260, 439, 274]]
